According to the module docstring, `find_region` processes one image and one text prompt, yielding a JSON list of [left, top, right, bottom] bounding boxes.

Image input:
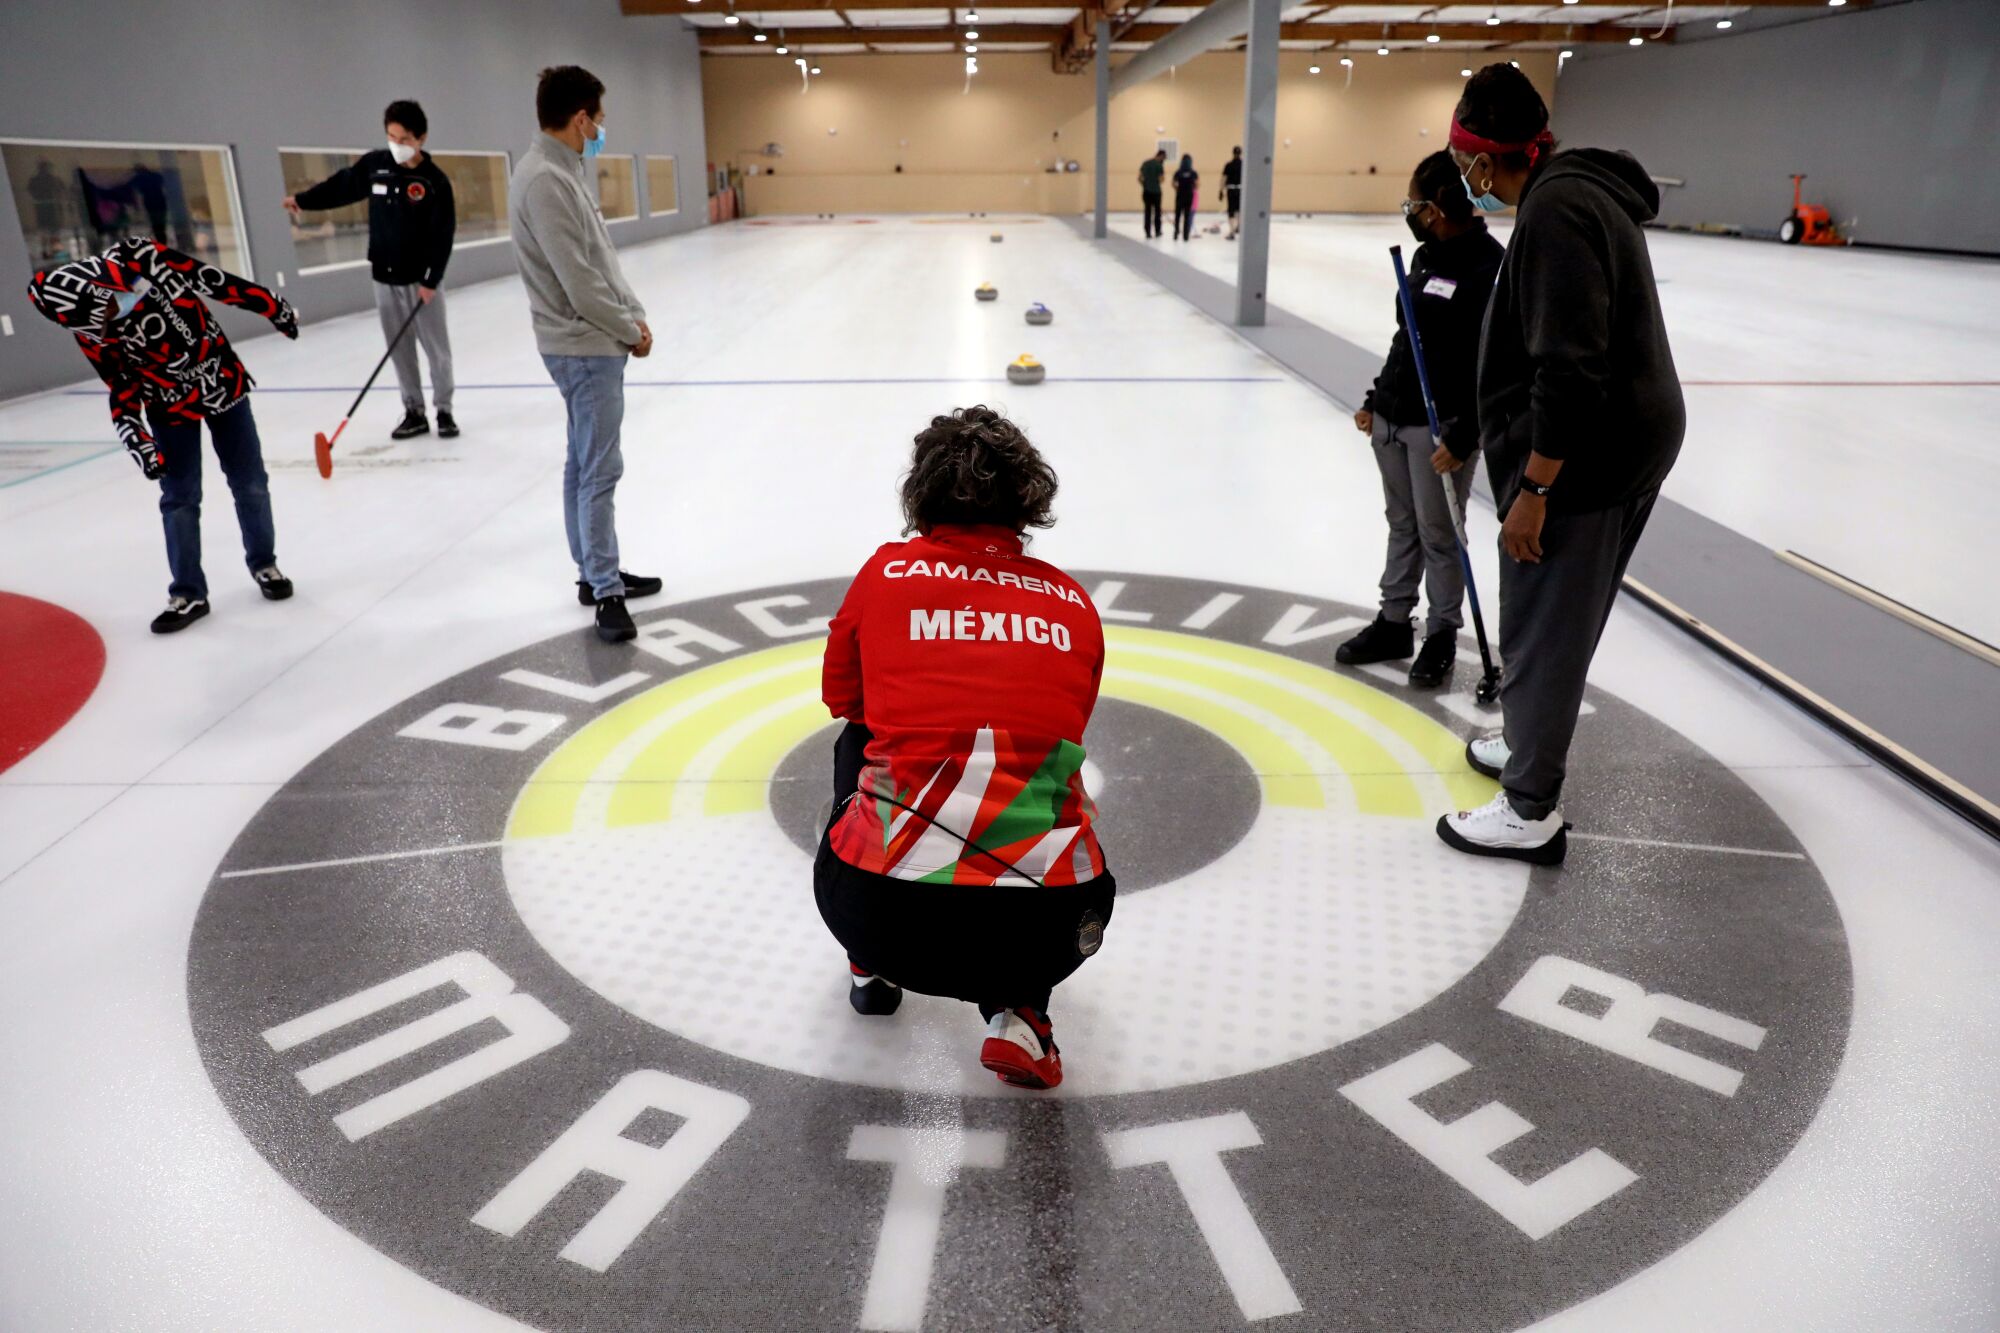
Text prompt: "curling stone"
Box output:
[[1024, 303, 1053, 326], [975, 283, 999, 302], [1006, 354, 1046, 385], [991, 233, 1004, 243]]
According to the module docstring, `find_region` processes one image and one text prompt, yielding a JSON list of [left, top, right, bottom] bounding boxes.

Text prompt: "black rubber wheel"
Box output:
[[1779, 215, 1803, 245]]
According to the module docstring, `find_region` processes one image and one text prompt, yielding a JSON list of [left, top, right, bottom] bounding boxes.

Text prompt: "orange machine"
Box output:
[[1779, 174, 1846, 246]]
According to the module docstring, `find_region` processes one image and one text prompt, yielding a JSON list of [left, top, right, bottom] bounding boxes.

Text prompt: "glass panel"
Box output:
[[281, 149, 511, 274], [646, 156, 679, 216], [4, 139, 250, 275], [596, 155, 638, 223]]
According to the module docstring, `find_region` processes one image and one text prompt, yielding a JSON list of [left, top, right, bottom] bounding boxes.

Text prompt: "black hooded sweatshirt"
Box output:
[[1476, 148, 1685, 517]]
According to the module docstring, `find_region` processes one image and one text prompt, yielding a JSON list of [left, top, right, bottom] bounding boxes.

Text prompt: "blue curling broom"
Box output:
[[1389, 244, 1501, 705]]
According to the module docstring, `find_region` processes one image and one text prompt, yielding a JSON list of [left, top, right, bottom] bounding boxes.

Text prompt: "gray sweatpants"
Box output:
[[1497, 488, 1659, 819], [1371, 416, 1475, 637], [373, 281, 454, 415]]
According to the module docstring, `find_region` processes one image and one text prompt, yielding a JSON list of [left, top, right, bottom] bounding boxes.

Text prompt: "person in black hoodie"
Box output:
[[1172, 155, 1198, 242], [1339, 151, 1504, 689], [1435, 64, 1685, 866], [286, 99, 458, 440]]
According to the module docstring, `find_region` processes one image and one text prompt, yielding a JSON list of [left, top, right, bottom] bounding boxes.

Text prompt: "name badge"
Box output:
[[372, 183, 390, 195], [1423, 276, 1458, 299]]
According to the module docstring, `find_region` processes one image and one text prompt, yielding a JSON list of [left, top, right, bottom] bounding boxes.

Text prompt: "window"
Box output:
[[596, 155, 639, 224], [3, 138, 251, 276], [279, 148, 512, 275], [646, 156, 679, 217]]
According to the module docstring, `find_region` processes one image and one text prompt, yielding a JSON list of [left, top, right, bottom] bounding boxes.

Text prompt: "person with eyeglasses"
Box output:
[[508, 64, 662, 643], [1339, 151, 1504, 690]]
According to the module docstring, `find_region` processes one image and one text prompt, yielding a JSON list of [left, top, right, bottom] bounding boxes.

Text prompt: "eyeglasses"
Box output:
[[1400, 199, 1435, 217]]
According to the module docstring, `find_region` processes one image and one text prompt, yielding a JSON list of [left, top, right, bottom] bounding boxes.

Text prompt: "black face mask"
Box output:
[[1404, 212, 1434, 244]]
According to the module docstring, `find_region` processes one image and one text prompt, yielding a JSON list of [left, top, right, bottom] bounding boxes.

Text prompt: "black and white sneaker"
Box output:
[[848, 964, 903, 1017], [1335, 615, 1415, 666], [595, 595, 637, 643], [576, 572, 664, 606], [253, 565, 293, 601], [391, 408, 430, 440], [436, 411, 459, 439], [1436, 791, 1568, 865], [150, 595, 209, 634], [1466, 734, 1509, 780], [1408, 631, 1457, 687]]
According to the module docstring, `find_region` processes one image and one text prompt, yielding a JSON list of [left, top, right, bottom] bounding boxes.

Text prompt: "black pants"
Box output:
[[1142, 194, 1163, 237], [1173, 194, 1195, 240], [815, 722, 1115, 1017], [1497, 488, 1659, 818]]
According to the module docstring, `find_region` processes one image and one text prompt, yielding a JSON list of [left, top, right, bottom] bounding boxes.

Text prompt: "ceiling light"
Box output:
[[1716, 19, 1732, 28], [1339, 57, 1353, 66], [1425, 32, 1440, 43], [1460, 67, 1472, 76], [776, 44, 788, 53], [811, 65, 822, 74], [1560, 48, 1572, 59], [965, 8, 978, 20], [724, 13, 739, 23], [1486, 8, 1501, 25], [965, 43, 977, 52], [753, 32, 767, 41], [1377, 46, 1389, 55], [1628, 35, 1643, 45], [964, 29, 978, 39], [1308, 64, 1321, 74], [1828, 0, 1846, 6]]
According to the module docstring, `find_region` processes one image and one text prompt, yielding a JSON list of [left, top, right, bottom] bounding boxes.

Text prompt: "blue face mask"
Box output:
[[111, 278, 150, 320], [583, 121, 607, 159], [1461, 161, 1506, 214]]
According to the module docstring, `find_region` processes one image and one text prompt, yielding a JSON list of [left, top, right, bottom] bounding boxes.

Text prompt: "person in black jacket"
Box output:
[[286, 99, 458, 440], [1435, 64, 1686, 866], [1172, 154, 1198, 241], [1222, 146, 1244, 239], [1338, 151, 1504, 689]]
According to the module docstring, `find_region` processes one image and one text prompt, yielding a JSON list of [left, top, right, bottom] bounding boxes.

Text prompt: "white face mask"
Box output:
[[388, 139, 419, 166]]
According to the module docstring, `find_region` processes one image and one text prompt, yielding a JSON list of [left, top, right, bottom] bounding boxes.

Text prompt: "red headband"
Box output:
[[1449, 116, 1555, 167]]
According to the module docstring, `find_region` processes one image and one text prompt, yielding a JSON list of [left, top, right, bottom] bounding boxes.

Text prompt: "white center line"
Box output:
[[1568, 832, 1806, 860], [217, 840, 506, 879]]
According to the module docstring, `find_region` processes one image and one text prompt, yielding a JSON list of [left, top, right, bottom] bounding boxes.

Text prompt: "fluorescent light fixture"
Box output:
[[1460, 67, 1472, 76], [1308, 64, 1321, 74], [776, 44, 788, 53], [811, 65, 822, 74], [1377, 45, 1389, 55], [965, 43, 977, 52], [1829, 0, 1846, 6], [1486, 8, 1500, 25], [965, 29, 978, 39], [1339, 57, 1353, 66], [724, 13, 739, 23], [753, 32, 767, 41], [1628, 35, 1643, 45], [1716, 18, 1732, 28], [1426, 33, 1440, 43]]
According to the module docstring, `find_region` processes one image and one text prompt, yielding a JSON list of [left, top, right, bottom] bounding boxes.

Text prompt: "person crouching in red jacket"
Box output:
[[816, 406, 1114, 1091]]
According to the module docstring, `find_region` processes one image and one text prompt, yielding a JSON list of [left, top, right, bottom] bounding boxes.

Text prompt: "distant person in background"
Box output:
[[1138, 149, 1166, 239], [28, 160, 67, 242], [25, 239, 300, 634], [1436, 63, 1684, 866], [1341, 151, 1503, 690], [509, 64, 661, 644], [128, 163, 169, 243], [1223, 146, 1244, 240], [287, 99, 459, 441], [1172, 153, 1198, 241]]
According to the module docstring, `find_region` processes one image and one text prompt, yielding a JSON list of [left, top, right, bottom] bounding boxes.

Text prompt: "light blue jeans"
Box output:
[[542, 353, 627, 601]]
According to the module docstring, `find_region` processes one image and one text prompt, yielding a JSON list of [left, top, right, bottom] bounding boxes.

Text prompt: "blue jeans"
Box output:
[[541, 353, 627, 601], [150, 399, 276, 601]]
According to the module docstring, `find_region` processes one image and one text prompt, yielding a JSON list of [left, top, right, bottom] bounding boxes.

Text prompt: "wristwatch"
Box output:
[[1518, 476, 1554, 498]]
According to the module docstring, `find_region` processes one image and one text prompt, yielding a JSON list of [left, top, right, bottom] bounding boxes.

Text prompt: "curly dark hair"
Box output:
[[899, 406, 1058, 536], [1455, 63, 1554, 171]]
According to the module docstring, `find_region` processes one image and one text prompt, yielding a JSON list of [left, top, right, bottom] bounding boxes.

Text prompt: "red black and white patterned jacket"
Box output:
[[25, 238, 298, 475]]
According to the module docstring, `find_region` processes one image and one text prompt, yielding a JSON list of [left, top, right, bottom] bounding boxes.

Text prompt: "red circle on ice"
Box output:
[[0, 591, 105, 773]]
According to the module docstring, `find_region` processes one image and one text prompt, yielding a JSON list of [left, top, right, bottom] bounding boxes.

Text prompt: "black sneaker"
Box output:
[[253, 565, 293, 601], [595, 595, 637, 643], [436, 411, 459, 439], [391, 408, 430, 440], [576, 572, 664, 606], [1408, 631, 1457, 687], [1334, 615, 1414, 666], [150, 595, 209, 634], [848, 964, 903, 1016]]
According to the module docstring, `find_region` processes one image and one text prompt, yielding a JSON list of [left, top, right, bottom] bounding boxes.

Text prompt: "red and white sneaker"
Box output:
[[980, 1007, 1063, 1090]]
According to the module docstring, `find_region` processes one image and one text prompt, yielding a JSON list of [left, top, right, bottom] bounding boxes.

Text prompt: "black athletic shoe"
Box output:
[[576, 572, 665, 606], [595, 595, 637, 643], [150, 596, 209, 634], [253, 565, 293, 601], [1408, 631, 1456, 687], [391, 409, 430, 440], [436, 411, 459, 439], [848, 964, 903, 1017], [1335, 615, 1414, 666]]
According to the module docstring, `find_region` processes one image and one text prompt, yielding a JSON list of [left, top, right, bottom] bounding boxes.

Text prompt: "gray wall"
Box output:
[[0, 0, 706, 401], [1553, 0, 2000, 253]]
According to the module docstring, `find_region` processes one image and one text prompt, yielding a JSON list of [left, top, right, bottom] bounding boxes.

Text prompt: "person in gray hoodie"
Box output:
[[509, 64, 661, 643], [1435, 63, 1686, 866]]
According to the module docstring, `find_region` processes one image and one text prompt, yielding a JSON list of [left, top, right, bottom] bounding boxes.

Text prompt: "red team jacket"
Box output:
[[822, 525, 1108, 887]]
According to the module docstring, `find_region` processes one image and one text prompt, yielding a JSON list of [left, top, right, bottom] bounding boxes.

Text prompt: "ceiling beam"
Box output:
[[639, 0, 1862, 13], [697, 19, 1670, 48], [699, 23, 1065, 45]]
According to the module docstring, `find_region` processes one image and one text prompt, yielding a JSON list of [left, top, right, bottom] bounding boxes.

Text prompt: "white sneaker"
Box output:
[[1437, 791, 1568, 865], [1466, 734, 1509, 779]]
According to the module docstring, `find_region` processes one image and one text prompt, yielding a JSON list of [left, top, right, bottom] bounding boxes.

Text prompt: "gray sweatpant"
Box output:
[[373, 281, 454, 415], [1497, 488, 1659, 819], [1371, 416, 1475, 636]]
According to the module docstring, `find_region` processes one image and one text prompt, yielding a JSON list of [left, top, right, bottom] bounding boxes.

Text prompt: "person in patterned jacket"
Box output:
[[816, 406, 1115, 1091], [26, 237, 300, 633]]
